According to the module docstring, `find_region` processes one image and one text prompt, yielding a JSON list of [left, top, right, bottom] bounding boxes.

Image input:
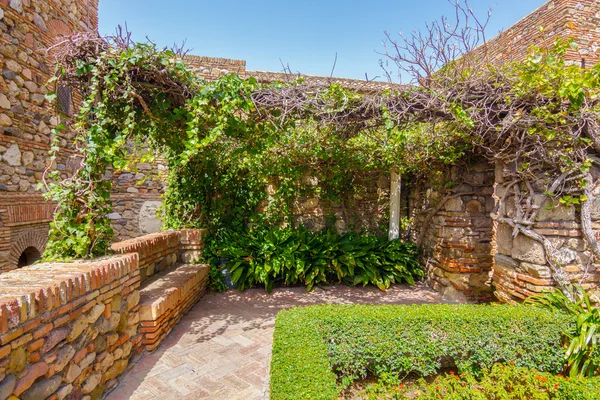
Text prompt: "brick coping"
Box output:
[[0, 253, 139, 334], [139, 263, 209, 319]]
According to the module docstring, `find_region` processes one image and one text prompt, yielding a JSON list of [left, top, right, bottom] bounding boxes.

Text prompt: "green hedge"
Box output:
[[362, 363, 600, 399], [270, 304, 572, 400]]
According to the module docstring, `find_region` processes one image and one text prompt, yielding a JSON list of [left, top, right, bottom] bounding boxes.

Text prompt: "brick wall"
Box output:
[[111, 231, 180, 285], [0, 229, 209, 398], [475, 0, 600, 65], [0, 253, 141, 399], [184, 55, 247, 79], [0, 194, 52, 271]]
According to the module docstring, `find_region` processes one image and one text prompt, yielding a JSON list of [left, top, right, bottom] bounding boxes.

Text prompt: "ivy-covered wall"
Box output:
[[493, 160, 600, 303], [0, 0, 99, 271]]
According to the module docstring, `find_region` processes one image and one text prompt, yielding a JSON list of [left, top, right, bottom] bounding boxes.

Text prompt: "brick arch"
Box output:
[[9, 229, 49, 269]]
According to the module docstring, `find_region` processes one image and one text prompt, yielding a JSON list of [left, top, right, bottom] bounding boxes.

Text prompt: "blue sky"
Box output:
[[98, 0, 547, 81]]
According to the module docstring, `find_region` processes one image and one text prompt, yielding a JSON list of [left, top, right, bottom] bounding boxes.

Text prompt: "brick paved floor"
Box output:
[[107, 284, 441, 400]]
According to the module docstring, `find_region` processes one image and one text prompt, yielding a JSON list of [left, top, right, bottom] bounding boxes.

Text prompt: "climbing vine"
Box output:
[[42, 33, 465, 261], [42, 24, 600, 300]]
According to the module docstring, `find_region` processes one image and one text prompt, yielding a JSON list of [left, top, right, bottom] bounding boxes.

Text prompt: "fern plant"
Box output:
[[526, 286, 600, 378]]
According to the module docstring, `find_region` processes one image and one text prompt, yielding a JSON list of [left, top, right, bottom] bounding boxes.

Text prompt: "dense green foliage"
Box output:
[[203, 226, 422, 292], [526, 287, 600, 378], [45, 41, 438, 259], [43, 42, 201, 260], [270, 304, 571, 399], [43, 37, 600, 329], [361, 363, 600, 400], [271, 305, 340, 400]]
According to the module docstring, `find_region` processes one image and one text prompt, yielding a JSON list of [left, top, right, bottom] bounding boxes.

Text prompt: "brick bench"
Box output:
[[138, 263, 209, 351]]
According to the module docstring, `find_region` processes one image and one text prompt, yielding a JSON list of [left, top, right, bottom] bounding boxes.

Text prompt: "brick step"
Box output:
[[138, 263, 209, 351]]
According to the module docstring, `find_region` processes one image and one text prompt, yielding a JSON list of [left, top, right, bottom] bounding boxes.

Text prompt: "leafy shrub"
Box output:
[[362, 363, 600, 399], [526, 287, 600, 377], [207, 264, 228, 293], [270, 304, 571, 399], [271, 306, 338, 400], [208, 226, 423, 292]]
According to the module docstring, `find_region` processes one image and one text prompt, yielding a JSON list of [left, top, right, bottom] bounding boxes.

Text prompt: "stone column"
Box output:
[[389, 172, 402, 240], [412, 161, 496, 301]]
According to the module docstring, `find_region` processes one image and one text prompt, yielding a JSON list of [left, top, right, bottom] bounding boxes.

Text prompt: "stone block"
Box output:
[[87, 304, 105, 325], [439, 286, 469, 303], [441, 227, 465, 240], [95, 313, 120, 334], [8, 347, 26, 373], [465, 200, 483, 213], [20, 375, 61, 400], [520, 262, 552, 279], [103, 359, 127, 381], [53, 344, 75, 373], [78, 352, 96, 371], [445, 272, 470, 291], [56, 384, 73, 400], [2, 144, 20, 166], [511, 234, 546, 265], [126, 291, 140, 312], [67, 315, 88, 342], [81, 372, 101, 394], [0, 375, 16, 400], [469, 271, 492, 291], [65, 364, 82, 384], [445, 197, 464, 212], [13, 362, 48, 396], [538, 200, 575, 221], [138, 201, 162, 234]]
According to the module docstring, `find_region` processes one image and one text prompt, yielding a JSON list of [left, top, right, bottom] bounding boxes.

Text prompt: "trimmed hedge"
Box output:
[[270, 304, 572, 400], [362, 363, 600, 399]]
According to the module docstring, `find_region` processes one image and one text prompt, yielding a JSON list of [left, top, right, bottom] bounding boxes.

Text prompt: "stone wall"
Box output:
[[0, 0, 98, 271], [492, 161, 600, 303], [0, 229, 209, 399], [106, 159, 166, 242], [292, 173, 389, 234], [409, 160, 495, 301], [0, 253, 141, 400]]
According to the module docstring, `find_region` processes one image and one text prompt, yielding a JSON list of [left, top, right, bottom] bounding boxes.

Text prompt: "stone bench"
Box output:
[[138, 263, 209, 351]]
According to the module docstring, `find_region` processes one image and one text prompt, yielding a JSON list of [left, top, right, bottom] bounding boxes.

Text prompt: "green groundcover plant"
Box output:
[[270, 304, 571, 399], [203, 226, 423, 292], [361, 363, 600, 400]]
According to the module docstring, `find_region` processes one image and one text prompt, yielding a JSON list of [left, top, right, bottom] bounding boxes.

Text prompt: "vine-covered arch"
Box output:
[[41, 21, 600, 300]]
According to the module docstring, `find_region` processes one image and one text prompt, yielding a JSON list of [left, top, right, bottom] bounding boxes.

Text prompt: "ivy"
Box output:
[[42, 35, 600, 274]]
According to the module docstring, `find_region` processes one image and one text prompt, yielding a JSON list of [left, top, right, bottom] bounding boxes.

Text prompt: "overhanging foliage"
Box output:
[[42, 30, 600, 303]]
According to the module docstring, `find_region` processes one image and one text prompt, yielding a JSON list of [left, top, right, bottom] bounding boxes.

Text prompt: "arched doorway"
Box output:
[[17, 247, 41, 268], [8, 229, 49, 271]]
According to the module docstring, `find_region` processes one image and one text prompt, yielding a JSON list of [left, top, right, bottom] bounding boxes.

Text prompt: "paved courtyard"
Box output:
[[107, 284, 442, 400]]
